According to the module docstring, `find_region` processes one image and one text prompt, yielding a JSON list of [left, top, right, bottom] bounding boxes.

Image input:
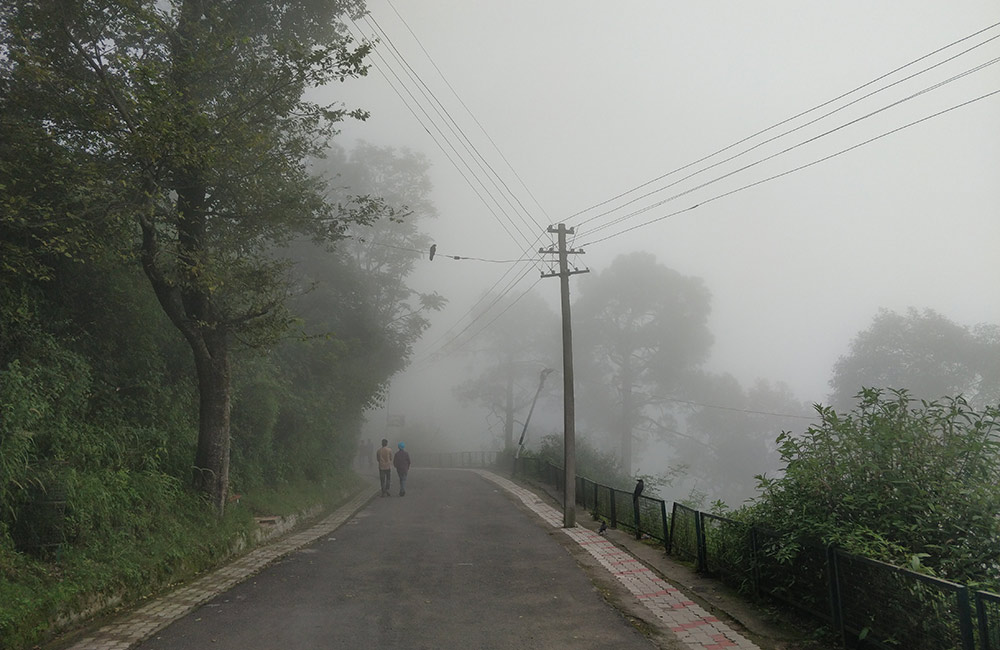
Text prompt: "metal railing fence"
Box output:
[[512, 456, 670, 543], [977, 592, 1000, 650], [506, 453, 1000, 650], [834, 552, 974, 650], [427, 451, 501, 469]]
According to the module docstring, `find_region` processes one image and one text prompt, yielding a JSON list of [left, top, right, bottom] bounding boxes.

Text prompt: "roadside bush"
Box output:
[[750, 388, 1000, 586]]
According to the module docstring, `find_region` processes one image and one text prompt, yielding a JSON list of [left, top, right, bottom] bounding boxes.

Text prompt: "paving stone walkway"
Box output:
[[475, 469, 762, 650]]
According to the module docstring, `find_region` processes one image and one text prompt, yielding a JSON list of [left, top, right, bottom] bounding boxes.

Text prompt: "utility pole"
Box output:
[[539, 224, 588, 528]]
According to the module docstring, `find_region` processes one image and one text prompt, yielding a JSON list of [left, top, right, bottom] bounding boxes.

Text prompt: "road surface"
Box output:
[[134, 469, 656, 650]]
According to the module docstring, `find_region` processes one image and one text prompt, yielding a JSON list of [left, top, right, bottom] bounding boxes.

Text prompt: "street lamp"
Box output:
[[513, 368, 553, 473]]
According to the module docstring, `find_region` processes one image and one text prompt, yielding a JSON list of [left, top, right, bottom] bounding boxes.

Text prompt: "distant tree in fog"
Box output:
[[829, 308, 1000, 410], [226, 143, 445, 488], [310, 143, 447, 364], [681, 373, 812, 506], [453, 291, 558, 450], [574, 252, 713, 476]]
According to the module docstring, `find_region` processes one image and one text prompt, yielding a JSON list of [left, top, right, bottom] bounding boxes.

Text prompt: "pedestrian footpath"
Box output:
[[62, 486, 377, 650], [475, 469, 761, 650]]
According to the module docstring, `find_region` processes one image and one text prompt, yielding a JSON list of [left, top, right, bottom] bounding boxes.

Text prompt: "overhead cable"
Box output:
[[582, 56, 1000, 238], [384, 0, 552, 224], [580, 87, 1000, 246], [565, 20, 1000, 229], [346, 19, 536, 253], [573, 32, 1000, 233], [358, 14, 543, 249]]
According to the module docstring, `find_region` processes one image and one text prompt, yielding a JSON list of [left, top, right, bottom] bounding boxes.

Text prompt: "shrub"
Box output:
[[750, 388, 1000, 586]]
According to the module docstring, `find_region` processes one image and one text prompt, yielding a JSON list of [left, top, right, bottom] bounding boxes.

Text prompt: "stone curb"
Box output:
[[474, 469, 761, 650]]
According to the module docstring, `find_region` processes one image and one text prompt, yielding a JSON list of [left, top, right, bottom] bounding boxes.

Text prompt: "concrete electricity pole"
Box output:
[[539, 224, 588, 528]]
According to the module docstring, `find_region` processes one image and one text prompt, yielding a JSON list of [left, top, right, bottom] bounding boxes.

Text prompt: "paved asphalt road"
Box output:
[[135, 469, 656, 650]]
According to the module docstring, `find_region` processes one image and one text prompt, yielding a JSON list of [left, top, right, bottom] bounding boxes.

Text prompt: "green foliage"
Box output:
[[830, 308, 1000, 410], [531, 433, 683, 496], [0, 5, 439, 643], [1, 0, 383, 510], [750, 388, 1000, 586], [0, 481, 252, 650]]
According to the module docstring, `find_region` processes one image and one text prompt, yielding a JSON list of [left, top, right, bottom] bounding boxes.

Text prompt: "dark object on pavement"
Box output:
[[598, 521, 607, 536]]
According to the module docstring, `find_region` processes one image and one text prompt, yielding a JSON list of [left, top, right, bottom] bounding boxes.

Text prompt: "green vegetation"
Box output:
[[531, 433, 683, 496], [0, 2, 445, 645], [749, 388, 1000, 587]]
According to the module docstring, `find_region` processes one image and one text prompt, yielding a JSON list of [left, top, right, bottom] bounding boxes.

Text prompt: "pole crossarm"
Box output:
[[539, 225, 589, 279]]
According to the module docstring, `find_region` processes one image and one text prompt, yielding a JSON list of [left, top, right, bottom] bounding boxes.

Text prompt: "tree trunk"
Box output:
[[191, 330, 231, 514], [620, 354, 634, 476], [504, 360, 514, 450]]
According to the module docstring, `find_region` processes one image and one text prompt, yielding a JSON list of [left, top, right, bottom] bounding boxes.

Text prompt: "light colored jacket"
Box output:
[[377, 446, 393, 470]]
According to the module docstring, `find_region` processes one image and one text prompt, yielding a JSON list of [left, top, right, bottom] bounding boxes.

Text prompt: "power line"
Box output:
[[347, 14, 558, 357], [408, 267, 542, 367], [565, 20, 1000, 229], [583, 55, 1000, 238], [349, 237, 541, 264], [358, 13, 544, 250], [581, 86, 1000, 247], [651, 395, 817, 420], [384, 0, 552, 224], [345, 19, 535, 253], [572, 31, 1000, 233]]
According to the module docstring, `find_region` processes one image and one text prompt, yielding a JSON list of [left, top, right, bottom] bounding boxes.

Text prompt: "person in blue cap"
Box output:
[[393, 442, 411, 496]]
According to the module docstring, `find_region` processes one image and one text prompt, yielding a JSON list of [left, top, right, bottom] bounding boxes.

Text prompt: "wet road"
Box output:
[[135, 469, 655, 650]]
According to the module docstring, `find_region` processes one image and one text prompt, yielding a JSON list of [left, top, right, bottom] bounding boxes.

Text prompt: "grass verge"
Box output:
[[0, 471, 365, 650]]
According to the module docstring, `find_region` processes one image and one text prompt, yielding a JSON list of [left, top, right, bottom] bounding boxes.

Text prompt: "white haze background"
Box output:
[[318, 1, 1000, 487]]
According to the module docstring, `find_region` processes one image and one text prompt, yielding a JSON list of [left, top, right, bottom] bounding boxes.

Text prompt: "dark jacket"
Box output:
[[393, 449, 411, 474]]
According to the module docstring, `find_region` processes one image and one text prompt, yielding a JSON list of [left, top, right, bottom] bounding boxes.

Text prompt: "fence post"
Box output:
[[977, 592, 991, 650], [666, 502, 677, 555], [610, 489, 617, 529], [827, 546, 845, 646], [694, 510, 707, 572], [957, 586, 975, 650], [633, 496, 641, 540], [593, 481, 599, 514], [660, 500, 669, 554]]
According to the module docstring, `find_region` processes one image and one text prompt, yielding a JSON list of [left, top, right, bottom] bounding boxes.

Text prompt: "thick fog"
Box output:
[[319, 2, 1000, 501]]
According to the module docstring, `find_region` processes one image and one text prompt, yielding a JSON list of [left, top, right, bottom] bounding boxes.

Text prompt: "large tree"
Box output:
[[574, 252, 713, 475], [321, 142, 445, 355], [2, 0, 376, 512], [453, 291, 559, 450], [829, 308, 1000, 411]]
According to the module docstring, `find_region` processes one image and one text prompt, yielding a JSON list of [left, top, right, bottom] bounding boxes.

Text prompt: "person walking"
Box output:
[[376, 439, 393, 497], [394, 442, 411, 497]]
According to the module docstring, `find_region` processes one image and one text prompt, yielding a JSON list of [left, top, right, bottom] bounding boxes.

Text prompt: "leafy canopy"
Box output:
[[830, 308, 1000, 410], [752, 388, 1000, 585]]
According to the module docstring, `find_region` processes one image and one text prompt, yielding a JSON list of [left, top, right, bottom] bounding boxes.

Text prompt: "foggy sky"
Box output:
[[325, 2, 1000, 446]]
